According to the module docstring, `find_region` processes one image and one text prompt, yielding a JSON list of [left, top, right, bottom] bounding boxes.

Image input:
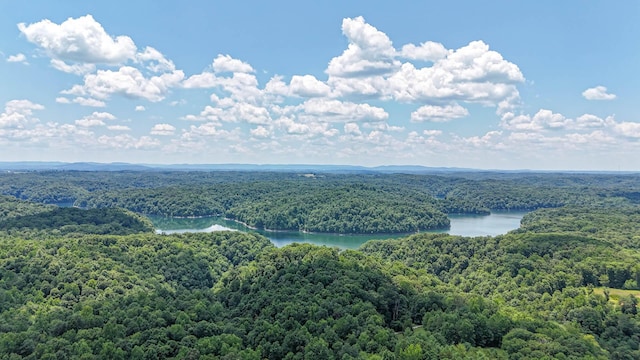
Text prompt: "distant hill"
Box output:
[[0, 161, 634, 174], [0, 162, 153, 172], [54, 162, 154, 171], [370, 165, 475, 173], [0, 162, 474, 173], [0, 162, 67, 170]]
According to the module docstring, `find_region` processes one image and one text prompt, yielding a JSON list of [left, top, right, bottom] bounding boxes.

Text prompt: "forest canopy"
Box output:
[[2, 171, 638, 234], [0, 170, 639, 358]]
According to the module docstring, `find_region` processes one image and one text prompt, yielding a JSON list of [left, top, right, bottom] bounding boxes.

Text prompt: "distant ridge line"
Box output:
[[0, 161, 635, 174]]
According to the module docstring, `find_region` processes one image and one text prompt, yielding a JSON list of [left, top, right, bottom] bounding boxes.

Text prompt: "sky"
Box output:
[[0, 1, 638, 170]]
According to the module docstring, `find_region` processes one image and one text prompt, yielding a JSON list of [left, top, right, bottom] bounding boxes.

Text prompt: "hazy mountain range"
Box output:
[[0, 162, 634, 174], [0, 162, 475, 173]]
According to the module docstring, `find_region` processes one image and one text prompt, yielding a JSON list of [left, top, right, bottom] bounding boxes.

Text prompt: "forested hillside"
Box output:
[[0, 195, 54, 219], [0, 231, 272, 359], [361, 232, 640, 357], [519, 205, 640, 249], [3, 171, 640, 234], [0, 171, 639, 358]]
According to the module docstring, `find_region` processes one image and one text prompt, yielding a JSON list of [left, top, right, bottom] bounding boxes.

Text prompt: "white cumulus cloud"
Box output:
[[531, 109, 569, 130], [344, 123, 362, 135], [388, 41, 523, 104], [400, 42, 449, 62], [275, 116, 337, 137], [63, 66, 185, 102], [613, 122, 640, 138], [582, 86, 616, 100], [73, 97, 107, 107], [324, 18, 524, 109], [136, 46, 176, 73], [461, 130, 504, 149], [500, 109, 569, 131], [56, 96, 106, 107], [50, 59, 95, 75], [289, 75, 331, 97], [571, 114, 615, 129], [182, 73, 217, 89], [74, 111, 115, 127], [0, 100, 44, 128], [212, 54, 254, 73], [7, 53, 27, 63], [107, 125, 130, 131], [213, 72, 262, 103], [298, 98, 388, 123], [150, 123, 176, 135], [184, 70, 263, 103], [183, 122, 234, 138], [423, 130, 443, 137], [410, 103, 469, 122], [250, 126, 270, 138], [326, 16, 399, 78], [264, 75, 290, 97], [18, 14, 137, 64], [182, 102, 271, 125], [75, 118, 105, 127]]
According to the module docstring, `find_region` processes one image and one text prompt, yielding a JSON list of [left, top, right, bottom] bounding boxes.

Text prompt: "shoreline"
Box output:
[[156, 214, 449, 236]]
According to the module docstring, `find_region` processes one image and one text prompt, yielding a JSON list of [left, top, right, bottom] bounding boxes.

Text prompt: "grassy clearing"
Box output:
[[593, 287, 640, 306]]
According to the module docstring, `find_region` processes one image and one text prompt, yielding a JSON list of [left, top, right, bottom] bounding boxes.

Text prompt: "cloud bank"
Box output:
[[6, 14, 636, 169]]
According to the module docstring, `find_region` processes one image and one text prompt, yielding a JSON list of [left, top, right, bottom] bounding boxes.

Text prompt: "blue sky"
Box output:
[[1, 1, 638, 170]]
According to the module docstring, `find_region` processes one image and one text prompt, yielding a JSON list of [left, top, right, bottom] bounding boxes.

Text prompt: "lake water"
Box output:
[[447, 211, 527, 237], [150, 211, 526, 249]]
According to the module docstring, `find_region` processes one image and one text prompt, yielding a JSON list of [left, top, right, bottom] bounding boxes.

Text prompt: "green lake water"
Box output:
[[150, 211, 527, 249]]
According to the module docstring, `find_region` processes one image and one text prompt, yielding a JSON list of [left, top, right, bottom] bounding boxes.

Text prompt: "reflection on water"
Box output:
[[156, 224, 237, 235], [447, 211, 527, 237], [150, 211, 526, 250]]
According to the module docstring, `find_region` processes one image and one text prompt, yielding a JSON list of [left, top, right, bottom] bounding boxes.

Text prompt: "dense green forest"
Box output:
[[0, 170, 639, 358], [2, 171, 639, 234], [0, 195, 54, 219]]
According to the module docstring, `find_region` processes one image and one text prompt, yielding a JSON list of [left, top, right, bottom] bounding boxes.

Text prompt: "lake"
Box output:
[[150, 211, 527, 249]]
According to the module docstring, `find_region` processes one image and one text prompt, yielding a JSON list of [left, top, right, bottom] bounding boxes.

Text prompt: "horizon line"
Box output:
[[0, 161, 637, 173]]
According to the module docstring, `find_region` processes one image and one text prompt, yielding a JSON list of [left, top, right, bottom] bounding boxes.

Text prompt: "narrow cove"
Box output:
[[150, 211, 527, 249]]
